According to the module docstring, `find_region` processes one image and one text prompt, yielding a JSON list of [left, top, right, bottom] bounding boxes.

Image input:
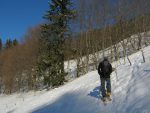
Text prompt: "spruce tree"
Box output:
[[0, 38, 2, 51], [38, 0, 75, 87], [5, 38, 13, 49], [13, 39, 18, 46]]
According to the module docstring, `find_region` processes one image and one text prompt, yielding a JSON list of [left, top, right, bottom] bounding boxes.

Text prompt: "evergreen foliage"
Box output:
[[12, 39, 18, 46], [5, 39, 13, 49], [0, 38, 2, 51], [38, 0, 75, 87], [5, 38, 18, 49]]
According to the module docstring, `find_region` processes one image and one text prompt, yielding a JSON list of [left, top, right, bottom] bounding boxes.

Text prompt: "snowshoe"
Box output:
[[101, 97, 107, 105], [106, 92, 112, 101]]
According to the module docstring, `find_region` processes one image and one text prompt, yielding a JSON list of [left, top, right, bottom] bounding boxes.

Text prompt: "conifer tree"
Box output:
[[13, 39, 18, 46], [38, 0, 75, 87], [5, 38, 13, 49], [0, 38, 2, 51]]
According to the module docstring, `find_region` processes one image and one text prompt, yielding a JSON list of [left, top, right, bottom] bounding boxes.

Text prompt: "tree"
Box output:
[[5, 38, 13, 49], [0, 38, 2, 51], [12, 39, 18, 46], [38, 0, 75, 87], [0, 26, 40, 93]]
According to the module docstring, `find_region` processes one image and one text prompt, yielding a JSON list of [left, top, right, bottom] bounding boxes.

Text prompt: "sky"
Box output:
[[0, 0, 49, 43], [0, 0, 117, 43]]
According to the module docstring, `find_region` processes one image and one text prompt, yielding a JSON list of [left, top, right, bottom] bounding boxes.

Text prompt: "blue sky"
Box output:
[[0, 0, 49, 43], [0, 0, 116, 43]]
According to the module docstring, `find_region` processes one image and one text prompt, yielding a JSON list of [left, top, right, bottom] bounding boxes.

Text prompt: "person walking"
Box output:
[[98, 57, 112, 101]]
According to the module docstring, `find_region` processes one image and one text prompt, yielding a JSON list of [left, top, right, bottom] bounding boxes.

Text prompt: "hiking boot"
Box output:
[[101, 97, 107, 102], [106, 92, 111, 97]]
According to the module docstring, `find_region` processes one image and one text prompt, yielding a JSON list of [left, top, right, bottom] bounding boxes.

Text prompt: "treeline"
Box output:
[[0, 27, 41, 94], [64, 0, 150, 76], [65, 14, 150, 59], [0, 38, 18, 51], [0, 0, 75, 94]]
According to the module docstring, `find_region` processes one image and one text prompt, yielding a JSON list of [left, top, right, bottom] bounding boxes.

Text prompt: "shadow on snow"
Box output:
[[88, 86, 101, 99], [31, 86, 102, 113]]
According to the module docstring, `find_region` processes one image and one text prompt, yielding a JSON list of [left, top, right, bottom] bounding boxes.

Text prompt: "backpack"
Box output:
[[102, 60, 110, 73]]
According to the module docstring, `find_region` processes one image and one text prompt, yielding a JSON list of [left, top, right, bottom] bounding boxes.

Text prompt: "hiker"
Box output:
[[98, 57, 112, 99]]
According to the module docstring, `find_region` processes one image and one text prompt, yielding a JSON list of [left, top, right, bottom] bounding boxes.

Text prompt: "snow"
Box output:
[[1, 46, 150, 113]]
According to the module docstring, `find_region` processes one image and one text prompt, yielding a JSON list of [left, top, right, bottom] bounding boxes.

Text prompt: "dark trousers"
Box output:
[[100, 78, 111, 97]]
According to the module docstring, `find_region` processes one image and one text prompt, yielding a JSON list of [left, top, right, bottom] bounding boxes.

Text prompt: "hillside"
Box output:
[[1, 46, 150, 113]]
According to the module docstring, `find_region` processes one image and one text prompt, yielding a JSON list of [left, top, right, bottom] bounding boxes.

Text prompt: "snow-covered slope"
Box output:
[[1, 46, 150, 113]]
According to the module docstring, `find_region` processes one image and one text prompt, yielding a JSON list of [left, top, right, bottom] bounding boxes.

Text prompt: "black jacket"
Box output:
[[98, 59, 112, 78]]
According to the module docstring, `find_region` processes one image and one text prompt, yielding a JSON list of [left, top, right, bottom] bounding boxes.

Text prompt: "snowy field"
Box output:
[[1, 45, 150, 113]]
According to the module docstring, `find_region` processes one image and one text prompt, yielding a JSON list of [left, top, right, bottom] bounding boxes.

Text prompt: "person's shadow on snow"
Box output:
[[88, 86, 101, 99]]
